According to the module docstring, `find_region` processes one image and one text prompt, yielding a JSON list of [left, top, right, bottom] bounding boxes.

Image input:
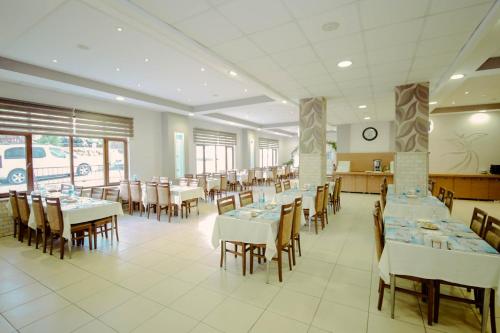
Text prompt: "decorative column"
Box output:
[[394, 82, 430, 194], [299, 97, 327, 187]]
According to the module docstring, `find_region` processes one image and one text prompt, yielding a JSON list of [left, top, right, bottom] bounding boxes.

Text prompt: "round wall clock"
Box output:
[[362, 127, 378, 141]]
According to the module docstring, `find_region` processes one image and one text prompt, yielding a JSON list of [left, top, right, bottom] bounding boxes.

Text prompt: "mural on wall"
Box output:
[[299, 97, 326, 154], [395, 82, 429, 152], [442, 132, 488, 172]]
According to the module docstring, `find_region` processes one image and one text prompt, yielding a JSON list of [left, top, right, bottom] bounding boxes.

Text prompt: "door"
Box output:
[[174, 132, 185, 178]]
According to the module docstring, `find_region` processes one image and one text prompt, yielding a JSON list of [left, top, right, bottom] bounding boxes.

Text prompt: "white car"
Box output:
[[0, 144, 102, 185]]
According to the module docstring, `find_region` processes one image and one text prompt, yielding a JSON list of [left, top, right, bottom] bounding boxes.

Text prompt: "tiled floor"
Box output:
[[0, 190, 499, 333]]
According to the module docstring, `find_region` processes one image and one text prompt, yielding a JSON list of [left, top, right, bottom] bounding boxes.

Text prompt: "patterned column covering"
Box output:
[[395, 82, 429, 152], [299, 97, 326, 187], [394, 82, 429, 195]]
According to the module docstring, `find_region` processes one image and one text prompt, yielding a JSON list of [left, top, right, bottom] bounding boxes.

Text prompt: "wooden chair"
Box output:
[[470, 207, 488, 237], [129, 181, 143, 215], [45, 197, 68, 259], [217, 196, 249, 275], [181, 179, 200, 218], [275, 182, 282, 194], [291, 197, 302, 265], [283, 180, 291, 191], [255, 169, 264, 186], [428, 179, 435, 195], [92, 188, 120, 247], [80, 188, 91, 197], [157, 183, 178, 222], [119, 180, 130, 213], [74, 186, 83, 196], [228, 171, 238, 192], [184, 174, 194, 179], [311, 186, 325, 234], [437, 187, 446, 202], [243, 169, 255, 190], [380, 183, 387, 211], [16, 192, 32, 244], [444, 190, 454, 213], [322, 183, 329, 225], [239, 190, 253, 207], [31, 195, 50, 252], [90, 187, 104, 200], [159, 176, 169, 183], [197, 175, 208, 201], [249, 202, 294, 282], [145, 182, 159, 219], [178, 177, 189, 186], [331, 177, 342, 213], [212, 175, 228, 200], [484, 215, 500, 251], [60, 184, 73, 192], [373, 202, 435, 325], [8, 190, 20, 239]]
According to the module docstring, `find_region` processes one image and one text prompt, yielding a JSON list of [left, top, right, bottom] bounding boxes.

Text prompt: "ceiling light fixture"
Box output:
[[228, 70, 238, 77], [282, 100, 288, 104], [465, 91, 470, 95], [116, 27, 123, 32], [200, 67, 205, 72], [203, 82, 208, 87], [450, 73, 464, 80], [364, 116, 371, 120], [188, 112, 194, 117], [358, 105, 367, 109], [115, 96, 125, 101], [429, 101, 438, 105], [51, 59, 58, 63], [337, 60, 352, 68], [115, 67, 120, 72], [244, 88, 248, 93], [144, 58, 150, 63]]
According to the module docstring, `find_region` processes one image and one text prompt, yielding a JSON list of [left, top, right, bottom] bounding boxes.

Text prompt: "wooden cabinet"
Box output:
[[334, 172, 393, 194], [453, 177, 471, 198], [341, 175, 355, 192], [354, 175, 367, 193], [470, 178, 490, 200], [489, 178, 500, 200], [367, 175, 381, 193]]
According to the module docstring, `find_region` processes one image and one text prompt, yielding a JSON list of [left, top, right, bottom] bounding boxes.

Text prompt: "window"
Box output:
[[259, 138, 279, 167], [0, 97, 133, 195], [193, 128, 236, 174]]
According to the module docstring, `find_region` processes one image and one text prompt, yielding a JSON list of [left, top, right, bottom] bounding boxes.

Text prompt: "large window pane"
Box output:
[[216, 145, 226, 172], [196, 145, 204, 174], [73, 137, 104, 187], [32, 135, 71, 189], [227, 146, 234, 170], [0, 135, 27, 193], [108, 140, 126, 184], [205, 145, 215, 173]]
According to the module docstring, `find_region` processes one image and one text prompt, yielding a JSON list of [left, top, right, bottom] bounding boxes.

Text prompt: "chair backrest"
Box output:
[[275, 182, 282, 193], [45, 197, 63, 233], [239, 190, 253, 207], [470, 207, 488, 237], [483, 216, 500, 251], [130, 181, 142, 202], [314, 186, 324, 212], [119, 181, 130, 201], [146, 182, 158, 204], [159, 176, 169, 183], [322, 183, 329, 210], [151, 176, 159, 183], [428, 179, 435, 195], [157, 183, 172, 206], [255, 170, 263, 179], [188, 178, 199, 187], [217, 195, 235, 214], [8, 190, 19, 220], [247, 169, 255, 182], [374, 200, 384, 234], [60, 184, 73, 192], [292, 197, 302, 238], [74, 186, 83, 197], [184, 174, 194, 179], [437, 187, 446, 202], [333, 178, 340, 200], [31, 194, 46, 229], [337, 176, 342, 192], [90, 187, 104, 200], [16, 192, 30, 224], [104, 188, 120, 202], [444, 190, 454, 213], [283, 180, 291, 191], [277, 202, 294, 247], [373, 204, 384, 261], [228, 171, 236, 183], [178, 178, 189, 186], [220, 175, 227, 191], [81, 188, 91, 197], [380, 184, 387, 210]]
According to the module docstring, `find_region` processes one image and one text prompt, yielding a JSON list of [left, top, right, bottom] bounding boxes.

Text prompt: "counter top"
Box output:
[[430, 173, 500, 179], [332, 171, 393, 176]]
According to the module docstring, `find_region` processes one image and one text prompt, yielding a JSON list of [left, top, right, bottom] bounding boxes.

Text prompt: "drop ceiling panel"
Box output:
[[282, 0, 354, 19], [360, 0, 430, 30], [270, 46, 319, 68], [428, 0, 493, 14], [313, 33, 365, 60], [212, 37, 265, 63], [217, 102, 298, 124], [249, 22, 308, 54], [416, 33, 470, 57], [364, 19, 424, 50], [367, 43, 417, 65], [131, 0, 211, 24]]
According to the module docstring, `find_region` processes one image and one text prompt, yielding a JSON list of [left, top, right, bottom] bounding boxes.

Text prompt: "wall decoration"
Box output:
[[395, 82, 429, 152], [299, 97, 326, 154], [362, 127, 378, 141], [441, 132, 488, 172]]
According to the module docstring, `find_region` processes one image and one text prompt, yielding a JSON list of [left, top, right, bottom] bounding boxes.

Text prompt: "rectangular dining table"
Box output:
[[379, 192, 500, 333]]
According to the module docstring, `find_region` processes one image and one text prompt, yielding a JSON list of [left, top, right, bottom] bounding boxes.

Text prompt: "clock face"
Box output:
[[362, 127, 378, 141]]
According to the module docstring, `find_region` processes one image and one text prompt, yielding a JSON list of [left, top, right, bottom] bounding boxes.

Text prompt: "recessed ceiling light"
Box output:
[[322, 21, 340, 32], [337, 60, 352, 68], [282, 100, 288, 104], [429, 101, 438, 105], [188, 112, 194, 116], [137, 83, 141, 88], [465, 91, 470, 95], [200, 67, 205, 72], [51, 59, 58, 63], [256, 128, 261, 131], [176, 88, 181, 92], [228, 70, 238, 77], [115, 67, 120, 72], [116, 27, 123, 32], [244, 88, 248, 93], [144, 58, 150, 63], [203, 82, 208, 87], [115, 96, 125, 101], [358, 105, 367, 109], [450, 73, 464, 80], [364, 116, 371, 120]]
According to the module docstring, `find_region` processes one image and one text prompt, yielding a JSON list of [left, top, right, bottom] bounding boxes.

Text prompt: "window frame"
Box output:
[[0, 130, 128, 197], [259, 148, 278, 168], [195, 144, 235, 174]]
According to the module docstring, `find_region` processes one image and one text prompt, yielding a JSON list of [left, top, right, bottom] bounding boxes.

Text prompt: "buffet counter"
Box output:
[[333, 172, 500, 200]]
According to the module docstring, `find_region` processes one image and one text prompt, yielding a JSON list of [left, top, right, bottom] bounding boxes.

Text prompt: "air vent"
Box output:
[[477, 56, 500, 71]]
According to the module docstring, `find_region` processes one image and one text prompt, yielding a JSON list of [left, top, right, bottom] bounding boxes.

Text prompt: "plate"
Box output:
[[419, 222, 438, 230], [406, 194, 418, 198]]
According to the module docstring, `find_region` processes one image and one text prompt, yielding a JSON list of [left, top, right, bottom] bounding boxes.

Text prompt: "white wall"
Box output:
[[429, 111, 500, 173], [0, 81, 163, 180], [337, 121, 395, 153]]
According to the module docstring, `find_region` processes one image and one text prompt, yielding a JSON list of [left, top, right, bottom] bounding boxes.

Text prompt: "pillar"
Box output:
[[393, 82, 430, 194], [299, 97, 327, 187]]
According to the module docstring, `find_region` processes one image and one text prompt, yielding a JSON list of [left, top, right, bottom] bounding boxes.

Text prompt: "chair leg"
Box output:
[[249, 245, 254, 274], [50, 235, 54, 255], [13, 220, 17, 238], [43, 230, 48, 253], [220, 241, 224, 268], [291, 240, 296, 266], [60, 237, 65, 259], [35, 230, 40, 249], [93, 226, 98, 250], [490, 290, 496, 333], [115, 219, 119, 242], [88, 226, 93, 250], [242, 244, 246, 276], [377, 278, 385, 310], [287, 248, 292, 271], [27, 227, 32, 246], [297, 235, 302, 256], [277, 251, 283, 282], [314, 216, 318, 234]]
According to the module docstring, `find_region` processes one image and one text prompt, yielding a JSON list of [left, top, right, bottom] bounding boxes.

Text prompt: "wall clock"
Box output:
[[362, 127, 378, 141]]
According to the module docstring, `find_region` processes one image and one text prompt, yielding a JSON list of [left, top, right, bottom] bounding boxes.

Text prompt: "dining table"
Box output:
[[141, 183, 205, 206], [379, 189, 500, 333]]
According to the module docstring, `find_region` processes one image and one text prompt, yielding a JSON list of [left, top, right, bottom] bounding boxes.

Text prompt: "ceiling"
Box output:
[[0, 0, 499, 135]]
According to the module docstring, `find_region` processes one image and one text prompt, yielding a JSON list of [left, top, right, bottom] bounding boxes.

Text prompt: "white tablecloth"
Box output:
[[142, 184, 205, 205], [289, 180, 335, 196], [383, 195, 449, 220], [276, 189, 316, 218], [26, 197, 123, 241], [206, 178, 219, 191]]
